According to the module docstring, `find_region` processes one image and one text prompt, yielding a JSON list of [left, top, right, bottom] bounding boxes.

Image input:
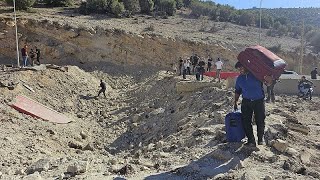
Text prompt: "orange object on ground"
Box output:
[[11, 95, 72, 124], [204, 71, 240, 79]]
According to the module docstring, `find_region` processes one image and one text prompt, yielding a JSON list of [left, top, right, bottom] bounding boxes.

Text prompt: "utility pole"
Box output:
[[13, 0, 20, 67], [259, 0, 263, 45], [299, 20, 305, 74]]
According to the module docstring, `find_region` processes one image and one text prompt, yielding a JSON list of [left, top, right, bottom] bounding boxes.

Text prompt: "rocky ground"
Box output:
[[0, 3, 319, 180], [0, 64, 319, 180]]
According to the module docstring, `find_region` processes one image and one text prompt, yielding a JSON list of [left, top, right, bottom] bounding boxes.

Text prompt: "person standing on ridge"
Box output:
[[234, 62, 266, 147], [215, 58, 223, 82]]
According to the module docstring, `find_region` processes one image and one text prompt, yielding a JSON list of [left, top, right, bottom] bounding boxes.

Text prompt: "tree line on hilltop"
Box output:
[[3, 0, 320, 52]]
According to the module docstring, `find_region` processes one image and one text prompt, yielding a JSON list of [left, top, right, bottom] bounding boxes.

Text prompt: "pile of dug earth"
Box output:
[[0, 65, 319, 179]]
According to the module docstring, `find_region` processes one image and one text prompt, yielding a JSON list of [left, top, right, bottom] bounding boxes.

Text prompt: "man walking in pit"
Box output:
[[234, 62, 266, 147], [98, 80, 107, 98], [215, 58, 223, 82]]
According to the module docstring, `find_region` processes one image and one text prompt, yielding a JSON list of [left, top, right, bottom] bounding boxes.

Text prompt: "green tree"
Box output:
[[217, 5, 234, 22], [310, 31, 320, 52], [85, 0, 108, 13], [109, 0, 124, 17], [139, 0, 154, 14], [273, 21, 281, 29], [238, 12, 255, 26], [277, 24, 288, 36], [175, 0, 183, 10], [157, 0, 176, 16], [122, 0, 139, 13], [183, 0, 191, 7], [5, 0, 36, 10]]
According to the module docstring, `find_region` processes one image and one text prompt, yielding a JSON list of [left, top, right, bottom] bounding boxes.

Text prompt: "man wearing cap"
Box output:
[[311, 67, 318, 80], [234, 62, 266, 147]]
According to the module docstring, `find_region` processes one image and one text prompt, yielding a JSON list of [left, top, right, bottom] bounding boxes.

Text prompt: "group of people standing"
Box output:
[[178, 54, 224, 82], [21, 45, 41, 67]]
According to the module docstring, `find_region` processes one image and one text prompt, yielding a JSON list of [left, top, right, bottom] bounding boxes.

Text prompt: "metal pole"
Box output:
[[13, 0, 20, 67], [259, 0, 262, 45]]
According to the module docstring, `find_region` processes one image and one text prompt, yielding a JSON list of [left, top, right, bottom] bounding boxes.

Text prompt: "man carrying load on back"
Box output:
[[234, 62, 266, 147]]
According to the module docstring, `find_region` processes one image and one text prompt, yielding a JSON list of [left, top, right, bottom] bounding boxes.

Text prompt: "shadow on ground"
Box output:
[[145, 143, 255, 180]]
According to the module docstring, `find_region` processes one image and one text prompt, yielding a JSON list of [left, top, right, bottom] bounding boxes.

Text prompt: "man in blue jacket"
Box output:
[[234, 62, 266, 146]]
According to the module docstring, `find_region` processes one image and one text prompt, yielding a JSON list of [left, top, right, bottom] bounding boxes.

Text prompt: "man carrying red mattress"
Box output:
[[234, 62, 266, 147]]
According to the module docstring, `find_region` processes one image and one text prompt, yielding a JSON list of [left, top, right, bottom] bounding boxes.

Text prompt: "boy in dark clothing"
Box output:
[[311, 67, 318, 79], [192, 54, 199, 74], [234, 62, 266, 147], [98, 80, 107, 98], [35, 47, 41, 65], [30, 49, 35, 66], [207, 57, 213, 72]]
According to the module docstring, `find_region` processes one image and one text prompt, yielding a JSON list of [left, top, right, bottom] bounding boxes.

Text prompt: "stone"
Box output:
[[286, 148, 299, 156], [240, 172, 258, 180], [211, 149, 233, 161], [23, 171, 42, 180], [155, 141, 164, 149], [67, 161, 88, 175], [264, 175, 273, 180], [271, 139, 288, 153], [285, 122, 310, 135], [300, 150, 311, 164], [80, 131, 88, 139], [68, 141, 84, 149], [192, 127, 215, 137], [15, 169, 25, 175], [213, 173, 225, 180], [214, 111, 225, 123], [83, 143, 95, 151], [132, 114, 141, 123], [26, 159, 50, 174], [150, 108, 165, 116]]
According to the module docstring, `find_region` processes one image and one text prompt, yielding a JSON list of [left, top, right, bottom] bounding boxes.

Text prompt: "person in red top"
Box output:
[[21, 45, 28, 67]]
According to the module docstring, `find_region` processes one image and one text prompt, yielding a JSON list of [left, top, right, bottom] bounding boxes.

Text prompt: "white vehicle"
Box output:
[[280, 70, 299, 79]]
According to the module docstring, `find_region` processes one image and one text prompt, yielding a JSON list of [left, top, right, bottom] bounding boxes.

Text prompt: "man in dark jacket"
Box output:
[[311, 67, 318, 79], [234, 62, 266, 147], [98, 80, 107, 98]]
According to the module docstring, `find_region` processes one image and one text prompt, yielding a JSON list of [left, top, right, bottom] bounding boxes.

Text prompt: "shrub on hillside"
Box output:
[[122, 0, 139, 14], [310, 31, 320, 52], [81, 0, 108, 14], [109, 0, 124, 17], [157, 0, 176, 16], [43, 0, 73, 7], [5, 0, 36, 10], [190, 1, 216, 18], [268, 44, 282, 53], [175, 0, 183, 10], [183, 0, 191, 7], [139, 0, 154, 14]]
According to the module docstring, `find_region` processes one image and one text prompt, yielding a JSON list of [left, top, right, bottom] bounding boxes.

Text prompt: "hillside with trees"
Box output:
[[2, 0, 320, 52]]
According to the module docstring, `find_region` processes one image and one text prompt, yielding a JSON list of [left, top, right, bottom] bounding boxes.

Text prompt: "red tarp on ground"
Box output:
[[11, 95, 72, 124], [204, 71, 240, 79]]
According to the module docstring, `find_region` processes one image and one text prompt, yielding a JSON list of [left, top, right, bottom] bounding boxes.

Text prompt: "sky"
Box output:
[[211, 0, 320, 9]]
